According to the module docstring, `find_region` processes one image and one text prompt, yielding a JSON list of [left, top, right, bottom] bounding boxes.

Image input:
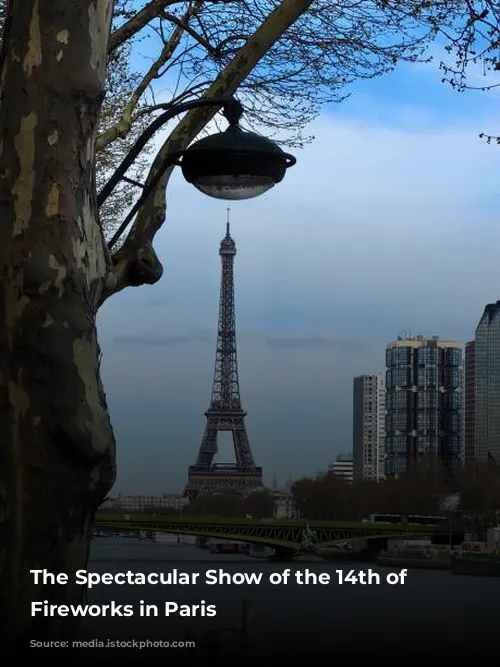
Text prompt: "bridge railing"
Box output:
[[94, 513, 460, 532]]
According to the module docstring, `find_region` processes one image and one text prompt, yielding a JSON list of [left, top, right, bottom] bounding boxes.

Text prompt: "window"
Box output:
[[417, 390, 438, 409]]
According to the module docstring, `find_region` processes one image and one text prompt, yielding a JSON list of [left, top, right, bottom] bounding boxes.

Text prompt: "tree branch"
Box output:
[[97, 4, 202, 150], [109, 0, 179, 53], [108, 0, 242, 52], [132, 83, 213, 118], [162, 10, 222, 58], [100, 0, 313, 304]]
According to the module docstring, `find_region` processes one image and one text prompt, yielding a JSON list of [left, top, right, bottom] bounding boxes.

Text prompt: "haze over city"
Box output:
[[98, 46, 499, 495]]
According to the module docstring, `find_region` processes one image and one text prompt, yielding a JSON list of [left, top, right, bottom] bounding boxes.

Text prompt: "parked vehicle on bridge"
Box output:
[[363, 513, 447, 526], [407, 515, 447, 526], [363, 514, 404, 524]]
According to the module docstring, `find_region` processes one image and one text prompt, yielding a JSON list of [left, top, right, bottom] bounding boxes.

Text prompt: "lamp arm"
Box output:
[[98, 97, 243, 209], [105, 149, 181, 250]]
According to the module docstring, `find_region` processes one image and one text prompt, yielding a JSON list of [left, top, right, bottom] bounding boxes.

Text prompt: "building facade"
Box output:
[[474, 301, 500, 462], [103, 495, 190, 512], [271, 491, 298, 519], [385, 335, 462, 476], [327, 453, 354, 484], [464, 341, 475, 463], [352, 373, 386, 482]]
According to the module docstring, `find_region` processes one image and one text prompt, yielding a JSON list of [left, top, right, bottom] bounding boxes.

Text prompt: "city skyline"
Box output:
[[97, 50, 499, 495]]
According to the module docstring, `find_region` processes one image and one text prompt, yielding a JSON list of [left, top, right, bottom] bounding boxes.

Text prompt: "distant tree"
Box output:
[[292, 456, 458, 521], [391, 456, 451, 515], [187, 491, 245, 517], [292, 475, 351, 520], [157, 506, 182, 515], [458, 459, 500, 535], [243, 490, 275, 518], [350, 480, 382, 519]]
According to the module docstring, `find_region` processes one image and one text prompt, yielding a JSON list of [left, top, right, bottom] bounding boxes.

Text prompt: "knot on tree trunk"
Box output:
[[126, 243, 163, 286], [100, 242, 163, 305]]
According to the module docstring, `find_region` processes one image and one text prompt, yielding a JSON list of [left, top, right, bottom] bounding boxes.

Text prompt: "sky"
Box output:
[[98, 40, 500, 495]]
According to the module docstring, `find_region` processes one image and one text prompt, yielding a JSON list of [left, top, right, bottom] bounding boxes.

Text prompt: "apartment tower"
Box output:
[[464, 341, 475, 463], [352, 373, 386, 482], [474, 301, 500, 462], [385, 335, 462, 476]]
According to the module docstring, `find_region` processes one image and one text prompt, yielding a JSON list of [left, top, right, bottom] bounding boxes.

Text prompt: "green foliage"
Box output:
[[96, 43, 152, 241]]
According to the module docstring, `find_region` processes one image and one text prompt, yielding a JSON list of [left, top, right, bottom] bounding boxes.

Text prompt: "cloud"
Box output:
[[114, 329, 213, 346], [264, 334, 363, 349], [140, 297, 170, 308], [99, 81, 500, 493], [113, 328, 363, 350], [149, 106, 500, 350], [114, 295, 169, 309], [114, 335, 189, 346]]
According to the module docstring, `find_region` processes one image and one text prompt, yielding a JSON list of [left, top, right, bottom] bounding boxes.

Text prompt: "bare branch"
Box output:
[[97, 3, 202, 150], [98, 0, 484, 302], [108, 0, 241, 52], [163, 10, 222, 58], [101, 0, 315, 302], [109, 0, 179, 52], [432, 0, 500, 94]]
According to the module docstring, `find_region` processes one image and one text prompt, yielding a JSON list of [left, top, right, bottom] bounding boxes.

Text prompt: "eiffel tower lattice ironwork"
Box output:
[[184, 212, 262, 500]]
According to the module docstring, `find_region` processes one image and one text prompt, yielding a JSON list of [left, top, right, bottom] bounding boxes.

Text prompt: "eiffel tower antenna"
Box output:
[[184, 213, 262, 500]]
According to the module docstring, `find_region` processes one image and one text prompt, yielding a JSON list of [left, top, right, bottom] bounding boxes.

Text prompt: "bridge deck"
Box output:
[[95, 514, 461, 550]]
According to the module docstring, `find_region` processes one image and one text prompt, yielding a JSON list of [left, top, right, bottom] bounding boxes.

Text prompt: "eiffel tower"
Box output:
[[184, 212, 262, 500]]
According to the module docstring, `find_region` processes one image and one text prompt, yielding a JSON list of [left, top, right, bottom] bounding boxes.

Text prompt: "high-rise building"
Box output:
[[474, 301, 500, 463], [352, 373, 386, 482], [385, 335, 462, 477], [464, 341, 475, 463], [327, 453, 353, 484]]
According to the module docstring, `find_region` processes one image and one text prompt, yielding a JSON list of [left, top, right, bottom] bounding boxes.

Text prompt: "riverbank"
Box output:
[[83, 538, 500, 657], [451, 553, 500, 577], [319, 548, 373, 562], [377, 556, 450, 570]]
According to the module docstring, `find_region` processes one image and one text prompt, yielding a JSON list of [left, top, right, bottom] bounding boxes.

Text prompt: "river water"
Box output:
[[82, 537, 498, 658]]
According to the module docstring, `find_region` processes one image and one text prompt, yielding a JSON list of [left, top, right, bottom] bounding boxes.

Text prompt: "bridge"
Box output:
[[95, 514, 462, 554]]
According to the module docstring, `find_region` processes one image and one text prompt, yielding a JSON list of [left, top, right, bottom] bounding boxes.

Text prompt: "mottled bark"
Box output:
[[0, 0, 314, 647], [0, 0, 115, 645]]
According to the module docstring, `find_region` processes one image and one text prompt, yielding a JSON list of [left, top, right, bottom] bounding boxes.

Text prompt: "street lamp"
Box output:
[[100, 97, 296, 250], [179, 119, 295, 201]]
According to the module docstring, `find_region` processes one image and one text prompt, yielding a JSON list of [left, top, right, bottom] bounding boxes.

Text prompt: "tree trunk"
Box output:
[[0, 0, 115, 645]]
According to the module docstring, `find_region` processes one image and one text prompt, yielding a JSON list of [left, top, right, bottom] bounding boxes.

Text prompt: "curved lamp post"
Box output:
[[100, 97, 296, 250]]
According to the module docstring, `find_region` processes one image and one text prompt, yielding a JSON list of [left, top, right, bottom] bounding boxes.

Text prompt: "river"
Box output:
[[81, 537, 498, 658]]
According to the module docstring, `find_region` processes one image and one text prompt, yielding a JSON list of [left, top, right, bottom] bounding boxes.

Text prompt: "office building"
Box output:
[[271, 491, 298, 519], [327, 453, 353, 484], [352, 373, 386, 482], [385, 335, 462, 476], [105, 494, 190, 512], [474, 301, 500, 462], [464, 341, 475, 463]]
